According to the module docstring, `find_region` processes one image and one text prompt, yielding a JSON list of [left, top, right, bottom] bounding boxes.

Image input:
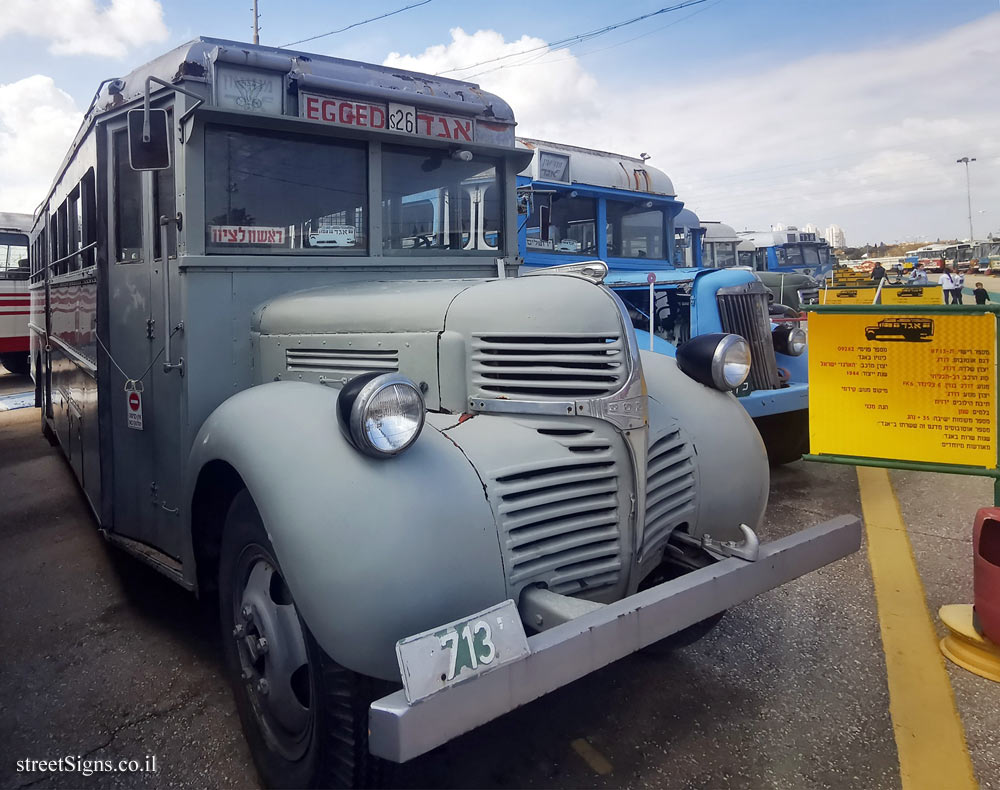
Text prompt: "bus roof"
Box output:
[[516, 137, 676, 197], [89, 37, 516, 127], [0, 212, 32, 234], [675, 208, 701, 230], [703, 221, 738, 243], [738, 228, 827, 247]]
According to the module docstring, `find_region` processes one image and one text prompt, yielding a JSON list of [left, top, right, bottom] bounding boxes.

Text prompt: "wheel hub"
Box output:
[[234, 555, 312, 759]]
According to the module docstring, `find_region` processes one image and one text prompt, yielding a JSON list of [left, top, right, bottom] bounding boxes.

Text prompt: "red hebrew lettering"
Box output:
[[322, 99, 337, 123], [437, 117, 451, 139], [453, 119, 472, 141], [417, 113, 433, 136], [356, 104, 369, 126], [237, 227, 246, 243], [339, 103, 354, 125], [226, 228, 237, 243], [370, 106, 386, 128]]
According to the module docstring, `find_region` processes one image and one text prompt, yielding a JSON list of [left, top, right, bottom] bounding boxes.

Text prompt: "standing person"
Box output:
[[939, 266, 956, 303], [973, 282, 991, 305], [953, 269, 965, 304], [870, 261, 887, 282], [906, 262, 928, 284]]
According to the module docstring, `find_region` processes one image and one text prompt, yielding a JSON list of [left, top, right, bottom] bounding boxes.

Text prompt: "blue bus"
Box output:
[[737, 227, 834, 279], [517, 139, 810, 463]]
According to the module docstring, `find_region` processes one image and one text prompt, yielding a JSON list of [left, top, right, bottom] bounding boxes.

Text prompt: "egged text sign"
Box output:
[[809, 312, 997, 468]]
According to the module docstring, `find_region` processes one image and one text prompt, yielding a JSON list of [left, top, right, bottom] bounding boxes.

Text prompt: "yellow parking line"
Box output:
[[856, 466, 978, 790], [570, 738, 614, 776]]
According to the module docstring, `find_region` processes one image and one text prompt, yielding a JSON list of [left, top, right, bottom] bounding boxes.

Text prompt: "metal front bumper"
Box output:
[[368, 515, 862, 762]]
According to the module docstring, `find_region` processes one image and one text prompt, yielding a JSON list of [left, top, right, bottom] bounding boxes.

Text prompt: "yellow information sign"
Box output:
[[820, 287, 878, 305], [881, 285, 943, 305], [809, 312, 997, 468]]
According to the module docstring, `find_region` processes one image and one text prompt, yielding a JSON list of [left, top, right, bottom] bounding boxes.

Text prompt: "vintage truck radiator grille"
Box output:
[[716, 287, 781, 391], [492, 433, 623, 597], [797, 287, 820, 306], [470, 334, 625, 399], [642, 429, 697, 558], [285, 347, 398, 380]]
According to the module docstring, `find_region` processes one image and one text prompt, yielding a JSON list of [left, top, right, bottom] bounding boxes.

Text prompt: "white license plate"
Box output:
[[395, 600, 529, 704]]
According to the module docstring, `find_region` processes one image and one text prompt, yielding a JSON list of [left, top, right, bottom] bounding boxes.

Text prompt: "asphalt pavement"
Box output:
[[0, 370, 996, 789]]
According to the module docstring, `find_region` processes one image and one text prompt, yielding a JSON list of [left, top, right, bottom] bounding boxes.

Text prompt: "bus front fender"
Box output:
[[185, 381, 507, 681]]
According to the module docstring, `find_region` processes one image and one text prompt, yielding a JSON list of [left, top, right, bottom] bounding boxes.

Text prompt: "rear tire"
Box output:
[[219, 490, 392, 789], [0, 351, 29, 376]]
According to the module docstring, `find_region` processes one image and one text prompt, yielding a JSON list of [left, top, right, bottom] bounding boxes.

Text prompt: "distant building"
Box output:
[[824, 224, 846, 248], [803, 223, 821, 236], [770, 222, 787, 232]]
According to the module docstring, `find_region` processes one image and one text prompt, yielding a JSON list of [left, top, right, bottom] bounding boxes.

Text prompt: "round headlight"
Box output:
[[773, 323, 807, 356], [713, 334, 752, 390], [337, 373, 425, 458], [676, 333, 752, 392]]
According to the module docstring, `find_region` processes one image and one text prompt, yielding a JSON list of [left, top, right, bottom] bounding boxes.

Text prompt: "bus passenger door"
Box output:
[[106, 123, 157, 547], [146, 115, 185, 559]]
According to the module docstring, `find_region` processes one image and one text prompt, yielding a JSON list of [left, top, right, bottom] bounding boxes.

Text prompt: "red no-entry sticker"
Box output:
[[126, 389, 143, 430]]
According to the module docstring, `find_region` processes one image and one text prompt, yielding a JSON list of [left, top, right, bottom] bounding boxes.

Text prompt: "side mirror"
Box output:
[[127, 108, 171, 170]]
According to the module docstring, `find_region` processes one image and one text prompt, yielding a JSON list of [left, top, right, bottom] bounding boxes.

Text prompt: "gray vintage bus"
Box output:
[[28, 38, 859, 788]]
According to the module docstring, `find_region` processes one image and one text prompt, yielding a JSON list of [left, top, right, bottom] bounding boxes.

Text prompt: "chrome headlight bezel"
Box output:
[[336, 372, 426, 458], [676, 332, 752, 392], [772, 323, 807, 356]]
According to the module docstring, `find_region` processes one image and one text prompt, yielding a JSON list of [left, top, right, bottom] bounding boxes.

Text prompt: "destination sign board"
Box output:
[[809, 312, 997, 468], [299, 92, 474, 142]]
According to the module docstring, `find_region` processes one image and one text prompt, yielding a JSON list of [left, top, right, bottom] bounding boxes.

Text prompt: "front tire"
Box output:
[[755, 409, 810, 465], [219, 490, 390, 789]]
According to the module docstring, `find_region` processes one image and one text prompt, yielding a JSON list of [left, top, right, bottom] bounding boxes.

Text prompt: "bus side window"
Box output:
[[113, 130, 143, 263], [755, 248, 767, 271], [67, 188, 80, 272], [154, 114, 176, 260], [81, 169, 97, 268]]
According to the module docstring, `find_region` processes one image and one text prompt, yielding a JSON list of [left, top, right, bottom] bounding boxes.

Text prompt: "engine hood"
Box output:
[[251, 279, 480, 335]]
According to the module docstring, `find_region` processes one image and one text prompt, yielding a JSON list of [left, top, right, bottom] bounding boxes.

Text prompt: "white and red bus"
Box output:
[[0, 212, 32, 375]]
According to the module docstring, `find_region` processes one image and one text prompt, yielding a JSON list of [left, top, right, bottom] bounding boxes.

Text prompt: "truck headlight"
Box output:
[[336, 373, 425, 458], [772, 324, 807, 356], [675, 333, 751, 391]]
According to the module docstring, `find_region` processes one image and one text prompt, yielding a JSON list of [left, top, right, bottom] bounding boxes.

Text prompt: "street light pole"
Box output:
[[957, 156, 976, 242]]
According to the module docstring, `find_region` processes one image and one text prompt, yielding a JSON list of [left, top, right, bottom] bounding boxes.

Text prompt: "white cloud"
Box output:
[[0, 76, 81, 213], [384, 28, 602, 140], [386, 15, 1000, 244], [0, 0, 168, 58]]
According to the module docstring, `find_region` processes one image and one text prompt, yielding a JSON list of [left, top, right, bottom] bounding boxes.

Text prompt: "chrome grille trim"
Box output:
[[492, 428, 624, 596], [285, 347, 398, 379], [641, 428, 697, 559], [716, 282, 781, 390], [470, 334, 625, 399]]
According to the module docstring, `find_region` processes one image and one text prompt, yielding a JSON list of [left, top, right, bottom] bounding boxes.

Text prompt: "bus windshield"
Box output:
[[0, 231, 29, 279], [382, 145, 501, 254], [205, 127, 368, 253], [605, 201, 668, 260]]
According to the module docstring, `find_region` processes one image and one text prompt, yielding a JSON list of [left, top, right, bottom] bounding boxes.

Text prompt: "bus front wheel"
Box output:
[[219, 490, 392, 789]]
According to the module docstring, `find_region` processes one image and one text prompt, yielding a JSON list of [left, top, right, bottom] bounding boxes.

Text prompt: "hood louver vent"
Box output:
[[492, 444, 622, 597], [471, 334, 625, 399], [285, 347, 398, 381], [642, 429, 697, 558]]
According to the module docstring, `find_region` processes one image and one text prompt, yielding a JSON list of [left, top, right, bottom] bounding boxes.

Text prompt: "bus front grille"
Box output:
[[716, 283, 781, 391]]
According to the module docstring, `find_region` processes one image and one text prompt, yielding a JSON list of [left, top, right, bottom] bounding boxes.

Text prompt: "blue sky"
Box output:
[[3, 0, 994, 106], [1, 0, 998, 243]]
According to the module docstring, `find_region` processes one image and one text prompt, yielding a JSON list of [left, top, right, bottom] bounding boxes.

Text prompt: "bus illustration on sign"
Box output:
[[865, 318, 935, 342]]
